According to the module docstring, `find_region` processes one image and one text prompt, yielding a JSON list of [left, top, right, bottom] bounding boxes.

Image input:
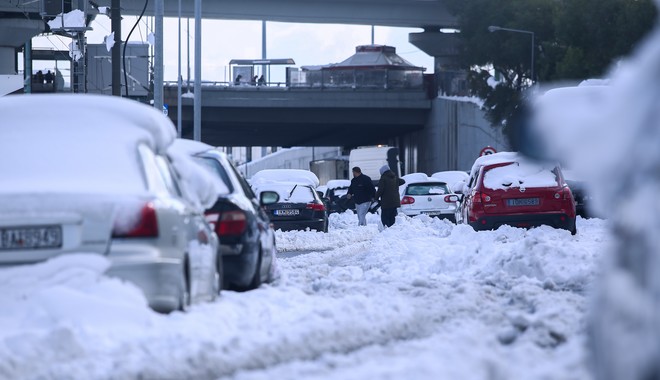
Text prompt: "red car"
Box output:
[[459, 152, 577, 234]]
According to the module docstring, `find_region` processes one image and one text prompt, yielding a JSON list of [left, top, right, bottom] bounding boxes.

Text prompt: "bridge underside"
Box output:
[[172, 105, 427, 147]]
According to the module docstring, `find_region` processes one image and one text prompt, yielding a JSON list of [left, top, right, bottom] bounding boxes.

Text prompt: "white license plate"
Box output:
[[274, 209, 300, 216], [0, 225, 63, 250], [507, 198, 540, 207], [421, 211, 442, 216]]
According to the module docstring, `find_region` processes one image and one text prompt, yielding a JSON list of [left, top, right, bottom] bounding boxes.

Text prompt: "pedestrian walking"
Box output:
[[258, 75, 266, 86], [347, 166, 376, 226], [375, 164, 405, 228], [234, 74, 242, 85]]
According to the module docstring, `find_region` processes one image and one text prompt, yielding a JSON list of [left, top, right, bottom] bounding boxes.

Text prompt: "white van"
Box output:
[[348, 146, 402, 183]]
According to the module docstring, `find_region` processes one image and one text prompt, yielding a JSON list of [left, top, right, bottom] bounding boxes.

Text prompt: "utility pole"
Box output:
[[193, 0, 202, 141], [154, 0, 164, 112], [111, 0, 121, 96], [177, 0, 182, 136], [262, 20, 267, 82]]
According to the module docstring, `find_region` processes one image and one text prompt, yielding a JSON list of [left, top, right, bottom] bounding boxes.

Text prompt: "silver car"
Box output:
[[0, 94, 220, 313]]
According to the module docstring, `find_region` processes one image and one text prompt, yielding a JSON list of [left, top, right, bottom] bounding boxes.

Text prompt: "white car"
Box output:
[[399, 173, 459, 222], [0, 94, 223, 313]]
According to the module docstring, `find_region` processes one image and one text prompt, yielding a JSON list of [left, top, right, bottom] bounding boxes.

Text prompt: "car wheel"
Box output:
[[249, 249, 263, 290], [178, 255, 191, 312]]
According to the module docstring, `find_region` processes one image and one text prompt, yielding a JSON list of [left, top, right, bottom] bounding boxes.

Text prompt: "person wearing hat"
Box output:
[[375, 164, 405, 228], [346, 166, 376, 226]]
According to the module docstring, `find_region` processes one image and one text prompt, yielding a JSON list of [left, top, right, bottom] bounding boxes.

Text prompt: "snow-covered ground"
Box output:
[[0, 212, 609, 380]]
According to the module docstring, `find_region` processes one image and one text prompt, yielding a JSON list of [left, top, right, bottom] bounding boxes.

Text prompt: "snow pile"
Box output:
[[0, 208, 609, 379], [532, 8, 660, 379], [326, 179, 350, 190]]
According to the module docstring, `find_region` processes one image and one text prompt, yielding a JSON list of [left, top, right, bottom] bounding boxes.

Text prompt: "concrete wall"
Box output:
[[238, 147, 342, 178], [414, 97, 509, 173]]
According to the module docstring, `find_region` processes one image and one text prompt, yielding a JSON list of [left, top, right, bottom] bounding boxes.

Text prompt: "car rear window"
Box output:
[[405, 183, 449, 196], [192, 156, 235, 193], [483, 162, 559, 190]]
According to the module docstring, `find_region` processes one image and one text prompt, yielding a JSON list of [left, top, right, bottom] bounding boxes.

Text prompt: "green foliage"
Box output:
[[447, 0, 657, 126]]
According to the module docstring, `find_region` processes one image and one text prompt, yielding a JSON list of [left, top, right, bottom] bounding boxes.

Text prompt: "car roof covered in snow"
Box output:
[[251, 169, 320, 188], [1, 94, 177, 154], [171, 138, 216, 156], [326, 179, 351, 190], [431, 171, 469, 186]]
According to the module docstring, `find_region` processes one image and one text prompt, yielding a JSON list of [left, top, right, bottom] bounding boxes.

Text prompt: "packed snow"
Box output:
[[0, 210, 609, 380]]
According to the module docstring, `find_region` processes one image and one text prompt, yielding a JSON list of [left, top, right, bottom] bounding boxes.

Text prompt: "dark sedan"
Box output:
[[175, 140, 279, 291], [256, 182, 329, 232]]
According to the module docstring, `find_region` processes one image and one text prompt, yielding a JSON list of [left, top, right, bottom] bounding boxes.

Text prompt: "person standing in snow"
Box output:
[[346, 166, 376, 226], [375, 164, 404, 228]]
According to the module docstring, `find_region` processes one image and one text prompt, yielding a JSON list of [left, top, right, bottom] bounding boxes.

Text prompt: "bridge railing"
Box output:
[[165, 68, 428, 91]]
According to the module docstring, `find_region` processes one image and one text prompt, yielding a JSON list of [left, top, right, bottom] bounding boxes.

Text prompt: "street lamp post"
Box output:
[[488, 25, 535, 83]]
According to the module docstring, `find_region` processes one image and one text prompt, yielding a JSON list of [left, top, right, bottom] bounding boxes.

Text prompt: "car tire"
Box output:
[[178, 255, 191, 312], [249, 249, 263, 290]]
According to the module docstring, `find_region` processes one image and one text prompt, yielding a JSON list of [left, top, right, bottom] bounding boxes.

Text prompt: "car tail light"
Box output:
[[306, 202, 326, 211], [208, 210, 248, 236], [444, 195, 459, 202], [113, 203, 158, 238], [401, 196, 415, 205]]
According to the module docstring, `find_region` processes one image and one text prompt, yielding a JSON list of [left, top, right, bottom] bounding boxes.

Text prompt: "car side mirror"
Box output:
[[260, 191, 280, 206]]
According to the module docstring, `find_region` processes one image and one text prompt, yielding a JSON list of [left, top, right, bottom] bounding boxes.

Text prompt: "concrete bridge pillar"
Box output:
[[0, 17, 45, 94], [409, 29, 465, 96]]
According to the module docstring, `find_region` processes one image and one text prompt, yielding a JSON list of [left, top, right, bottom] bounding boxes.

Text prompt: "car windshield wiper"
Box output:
[[286, 184, 298, 201]]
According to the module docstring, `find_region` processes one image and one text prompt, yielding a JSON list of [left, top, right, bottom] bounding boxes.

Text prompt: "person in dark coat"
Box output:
[[347, 166, 376, 226], [375, 164, 405, 228]]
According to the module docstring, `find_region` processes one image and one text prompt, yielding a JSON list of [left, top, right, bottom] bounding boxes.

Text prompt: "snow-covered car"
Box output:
[[431, 171, 470, 195], [172, 139, 279, 291], [322, 179, 354, 214], [253, 181, 329, 232], [0, 94, 222, 313], [398, 173, 459, 221], [460, 152, 577, 234]]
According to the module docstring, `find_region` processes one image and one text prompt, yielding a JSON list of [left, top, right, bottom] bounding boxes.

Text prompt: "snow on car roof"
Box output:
[[1, 94, 176, 153], [171, 138, 216, 156], [483, 161, 559, 190], [251, 169, 320, 188], [401, 173, 431, 184], [431, 171, 469, 186], [326, 179, 350, 190], [0, 94, 177, 195]]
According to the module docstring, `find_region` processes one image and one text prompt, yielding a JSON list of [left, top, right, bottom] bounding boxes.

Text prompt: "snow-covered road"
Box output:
[[0, 212, 610, 380]]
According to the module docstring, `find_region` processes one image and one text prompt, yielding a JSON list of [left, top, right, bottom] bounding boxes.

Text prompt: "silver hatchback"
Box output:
[[0, 94, 221, 313]]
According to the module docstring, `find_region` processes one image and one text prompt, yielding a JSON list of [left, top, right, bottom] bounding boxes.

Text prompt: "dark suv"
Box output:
[[175, 140, 278, 291]]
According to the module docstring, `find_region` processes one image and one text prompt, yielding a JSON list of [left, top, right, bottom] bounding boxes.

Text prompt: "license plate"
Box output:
[[274, 209, 300, 216], [421, 211, 442, 216], [507, 198, 540, 207], [0, 225, 63, 250]]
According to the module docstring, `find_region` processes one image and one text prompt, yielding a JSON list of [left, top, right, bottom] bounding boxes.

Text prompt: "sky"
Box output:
[[28, 15, 435, 84]]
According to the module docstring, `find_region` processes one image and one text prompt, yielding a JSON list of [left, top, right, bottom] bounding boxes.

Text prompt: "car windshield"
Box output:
[[483, 162, 559, 190], [405, 183, 449, 196], [258, 183, 316, 203], [192, 156, 235, 193]]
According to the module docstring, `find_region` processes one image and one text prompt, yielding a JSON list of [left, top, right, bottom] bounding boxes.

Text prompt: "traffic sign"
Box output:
[[480, 146, 497, 156]]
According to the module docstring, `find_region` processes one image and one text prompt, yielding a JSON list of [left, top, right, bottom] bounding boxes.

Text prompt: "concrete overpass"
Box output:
[[164, 85, 432, 147]]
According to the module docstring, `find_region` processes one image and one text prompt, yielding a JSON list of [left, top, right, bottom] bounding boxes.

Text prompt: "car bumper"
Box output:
[[105, 244, 183, 313], [272, 219, 326, 232], [220, 240, 259, 290], [469, 213, 575, 232], [401, 209, 456, 222]]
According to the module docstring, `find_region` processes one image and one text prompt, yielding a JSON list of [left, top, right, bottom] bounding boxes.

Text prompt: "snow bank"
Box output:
[[0, 209, 609, 380]]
